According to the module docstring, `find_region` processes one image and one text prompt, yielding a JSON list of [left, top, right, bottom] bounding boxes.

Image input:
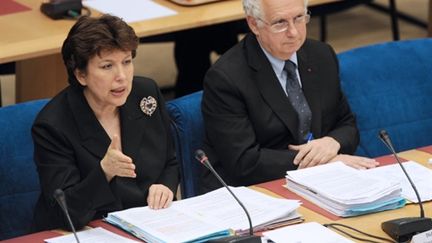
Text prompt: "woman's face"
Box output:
[[75, 49, 134, 111]]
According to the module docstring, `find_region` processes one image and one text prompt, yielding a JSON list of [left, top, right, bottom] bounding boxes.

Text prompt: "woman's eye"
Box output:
[[102, 64, 112, 69]]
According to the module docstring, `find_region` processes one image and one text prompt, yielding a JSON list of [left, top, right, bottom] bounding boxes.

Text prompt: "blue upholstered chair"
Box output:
[[166, 91, 203, 198], [0, 99, 49, 240], [338, 38, 432, 157]]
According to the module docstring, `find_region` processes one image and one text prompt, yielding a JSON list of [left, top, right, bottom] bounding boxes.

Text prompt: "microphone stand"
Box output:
[[378, 130, 432, 242], [54, 189, 80, 243], [195, 150, 261, 243]]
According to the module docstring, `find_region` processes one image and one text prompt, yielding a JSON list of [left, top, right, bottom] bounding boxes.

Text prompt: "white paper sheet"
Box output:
[[45, 227, 140, 243], [172, 186, 301, 231], [263, 222, 355, 243], [365, 161, 432, 203], [286, 161, 400, 203], [285, 161, 404, 217], [83, 0, 177, 23]]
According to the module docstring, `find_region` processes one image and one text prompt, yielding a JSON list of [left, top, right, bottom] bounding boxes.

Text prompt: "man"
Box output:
[[201, 0, 377, 193]]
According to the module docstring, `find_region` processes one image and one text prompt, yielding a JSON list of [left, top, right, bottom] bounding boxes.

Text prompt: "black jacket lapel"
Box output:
[[119, 91, 145, 161], [245, 34, 299, 138], [68, 87, 110, 159], [297, 43, 323, 138]]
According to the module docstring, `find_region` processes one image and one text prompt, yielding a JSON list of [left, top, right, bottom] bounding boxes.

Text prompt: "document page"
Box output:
[[285, 162, 404, 217], [106, 187, 300, 242], [263, 222, 354, 243], [83, 0, 177, 23], [107, 206, 228, 243], [365, 161, 432, 202], [173, 187, 301, 231], [45, 227, 139, 243], [286, 162, 400, 203]]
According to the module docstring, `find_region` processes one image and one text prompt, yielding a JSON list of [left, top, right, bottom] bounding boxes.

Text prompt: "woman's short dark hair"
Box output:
[[61, 14, 139, 88]]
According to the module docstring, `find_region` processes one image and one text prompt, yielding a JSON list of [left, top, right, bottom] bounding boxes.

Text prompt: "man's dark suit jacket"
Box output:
[[201, 34, 358, 193], [32, 77, 179, 231]]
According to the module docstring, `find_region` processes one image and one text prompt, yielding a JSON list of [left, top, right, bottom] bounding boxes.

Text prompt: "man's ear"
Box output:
[[74, 69, 87, 86], [246, 16, 260, 36]]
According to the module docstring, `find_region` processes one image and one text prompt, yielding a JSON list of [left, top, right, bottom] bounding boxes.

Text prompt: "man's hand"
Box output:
[[100, 135, 136, 182], [147, 184, 174, 210], [331, 154, 379, 169], [289, 136, 340, 169]]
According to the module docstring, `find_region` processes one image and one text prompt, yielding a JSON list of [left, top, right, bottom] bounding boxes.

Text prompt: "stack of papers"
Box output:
[[365, 161, 432, 203], [105, 187, 301, 243], [285, 162, 405, 217]]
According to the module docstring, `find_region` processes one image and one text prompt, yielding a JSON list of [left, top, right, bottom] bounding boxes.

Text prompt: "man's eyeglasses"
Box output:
[[257, 11, 311, 33]]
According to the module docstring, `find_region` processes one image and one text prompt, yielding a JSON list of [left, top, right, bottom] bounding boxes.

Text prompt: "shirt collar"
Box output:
[[259, 44, 298, 77]]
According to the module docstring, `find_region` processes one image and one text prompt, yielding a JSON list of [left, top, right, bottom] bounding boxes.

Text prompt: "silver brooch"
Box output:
[[140, 96, 157, 116]]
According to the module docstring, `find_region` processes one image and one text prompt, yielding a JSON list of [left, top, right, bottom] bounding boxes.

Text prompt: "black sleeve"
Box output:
[[32, 121, 116, 230]]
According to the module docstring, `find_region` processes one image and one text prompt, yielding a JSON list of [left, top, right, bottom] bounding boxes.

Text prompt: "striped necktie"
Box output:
[[284, 60, 312, 141]]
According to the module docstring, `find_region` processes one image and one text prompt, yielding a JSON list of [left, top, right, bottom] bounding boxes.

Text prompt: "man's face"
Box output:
[[247, 0, 307, 60]]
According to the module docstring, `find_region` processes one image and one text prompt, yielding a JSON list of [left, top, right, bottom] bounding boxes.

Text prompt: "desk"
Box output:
[[4, 146, 432, 242], [0, 0, 339, 102]]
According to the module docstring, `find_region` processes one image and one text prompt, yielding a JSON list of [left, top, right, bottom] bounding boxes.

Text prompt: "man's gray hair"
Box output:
[[242, 0, 309, 19]]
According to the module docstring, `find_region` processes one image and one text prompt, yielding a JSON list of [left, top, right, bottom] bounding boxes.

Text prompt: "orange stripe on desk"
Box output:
[[399, 149, 432, 165]]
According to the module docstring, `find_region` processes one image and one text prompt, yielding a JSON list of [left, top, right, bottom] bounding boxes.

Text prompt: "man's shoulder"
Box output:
[[213, 39, 247, 66], [301, 39, 334, 54], [209, 35, 257, 78], [302, 38, 331, 50]]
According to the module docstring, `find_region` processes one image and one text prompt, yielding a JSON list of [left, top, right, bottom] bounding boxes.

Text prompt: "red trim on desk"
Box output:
[[416, 145, 432, 154], [0, 0, 31, 16], [2, 231, 60, 243], [374, 154, 399, 165]]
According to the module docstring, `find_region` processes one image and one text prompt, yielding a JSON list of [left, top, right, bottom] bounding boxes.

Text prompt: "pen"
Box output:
[[306, 132, 314, 143]]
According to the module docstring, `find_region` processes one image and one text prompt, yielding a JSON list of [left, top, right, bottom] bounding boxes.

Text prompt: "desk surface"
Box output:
[[1, 0, 341, 102], [4, 146, 432, 243], [0, 0, 242, 63], [0, 0, 339, 64]]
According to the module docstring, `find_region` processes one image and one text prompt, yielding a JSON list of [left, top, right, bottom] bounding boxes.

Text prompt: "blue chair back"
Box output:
[[166, 91, 203, 198], [338, 38, 432, 157], [0, 99, 49, 240]]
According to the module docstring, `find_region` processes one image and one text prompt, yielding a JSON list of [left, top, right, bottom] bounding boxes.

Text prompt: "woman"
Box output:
[[32, 15, 179, 231]]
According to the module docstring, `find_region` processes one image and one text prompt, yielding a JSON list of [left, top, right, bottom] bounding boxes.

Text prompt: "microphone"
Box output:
[[53, 189, 80, 243], [378, 130, 432, 242], [195, 149, 261, 243]]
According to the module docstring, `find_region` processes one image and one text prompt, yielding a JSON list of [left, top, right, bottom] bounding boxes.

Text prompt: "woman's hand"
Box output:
[[147, 184, 174, 210], [100, 135, 136, 181]]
